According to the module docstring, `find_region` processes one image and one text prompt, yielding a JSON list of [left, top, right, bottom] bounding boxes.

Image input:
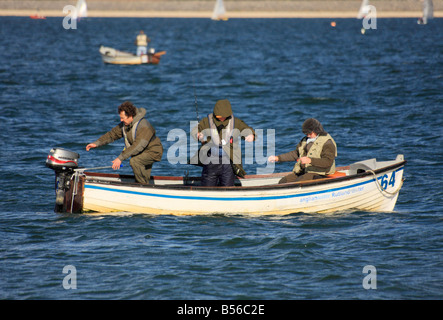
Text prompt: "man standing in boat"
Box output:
[[135, 30, 150, 56], [191, 99, 255, 187], [86, 101, 163, 184], [268, 118, 337, 183]]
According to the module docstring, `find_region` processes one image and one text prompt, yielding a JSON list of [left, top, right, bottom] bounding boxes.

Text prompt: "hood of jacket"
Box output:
[[213, 99, 232, 118], [126, 107, 146, 129], [212, 100, 233, 128]]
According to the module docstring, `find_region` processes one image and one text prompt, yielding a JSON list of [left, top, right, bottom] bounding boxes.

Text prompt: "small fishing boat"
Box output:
[[30, 14, 46, 19], [211, 0, 228, 21], [30, 10, 46, 19], [46, 148, 406, 215], [99, 45, 166, 65]]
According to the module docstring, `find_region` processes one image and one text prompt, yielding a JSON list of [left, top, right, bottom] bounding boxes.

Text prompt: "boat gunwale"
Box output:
[[83, 160, 406, 192]]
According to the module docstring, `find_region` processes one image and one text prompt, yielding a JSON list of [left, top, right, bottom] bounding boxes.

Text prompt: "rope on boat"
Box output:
[[368, 170, 404, 196]]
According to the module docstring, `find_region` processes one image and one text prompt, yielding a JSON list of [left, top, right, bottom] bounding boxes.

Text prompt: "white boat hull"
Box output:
[[75, 156, 406, 215], [99, 46, 165, 65]]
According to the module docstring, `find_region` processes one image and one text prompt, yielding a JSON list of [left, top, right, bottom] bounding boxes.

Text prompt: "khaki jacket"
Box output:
[[136, 34, 148, 46], [190, 114, 255, 176], [278, 133, 337, 175], [93, 107, 163, 162]]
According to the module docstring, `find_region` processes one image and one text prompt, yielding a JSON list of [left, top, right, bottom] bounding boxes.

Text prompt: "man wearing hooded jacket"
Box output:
[[86, 101, 163, 184], [268, 118, 337, 183], [191, 99, 255, 187]]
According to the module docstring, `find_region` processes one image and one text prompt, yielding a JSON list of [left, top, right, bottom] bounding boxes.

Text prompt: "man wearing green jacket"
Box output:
[[268, 118, 337, 183], [86, 101, 163, 184], [191, 99, 255, 186]]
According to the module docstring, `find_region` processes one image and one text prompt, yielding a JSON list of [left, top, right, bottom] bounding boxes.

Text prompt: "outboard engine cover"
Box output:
[[46, 148, 79, 172], [46, 148, 81, 212]]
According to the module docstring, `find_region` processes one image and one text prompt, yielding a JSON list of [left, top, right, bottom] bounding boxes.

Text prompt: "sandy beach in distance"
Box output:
[[1, 0, 442, 18]]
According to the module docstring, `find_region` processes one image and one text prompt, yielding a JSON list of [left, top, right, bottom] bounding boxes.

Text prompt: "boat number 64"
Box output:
[[380, 172, 396, 190]]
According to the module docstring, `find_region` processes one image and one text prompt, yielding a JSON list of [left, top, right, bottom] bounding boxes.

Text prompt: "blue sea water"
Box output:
[[0, 17, 442, 301]]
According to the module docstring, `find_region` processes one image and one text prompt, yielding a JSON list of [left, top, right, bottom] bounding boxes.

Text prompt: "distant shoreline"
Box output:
[[2, 10, 441, 18], [1, 0, 442, 18]]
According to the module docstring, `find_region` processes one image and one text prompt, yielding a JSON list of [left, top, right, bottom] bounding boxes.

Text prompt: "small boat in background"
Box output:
[[99, 46, 166, 65], [211, 0, 228, 21], [74, 0, 88, 20], [357, 0, 371, 19], [46, 148, 406, 215], [30, 14, 46, 19], [417, 0, 434, 24], [30, 10, 46, 19]]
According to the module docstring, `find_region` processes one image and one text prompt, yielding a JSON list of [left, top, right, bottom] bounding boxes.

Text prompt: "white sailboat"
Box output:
[[418, 0, 434, 24], [73, 0, 88, 20], [211, 0, 228, 21], [357, 0, 371, 19]]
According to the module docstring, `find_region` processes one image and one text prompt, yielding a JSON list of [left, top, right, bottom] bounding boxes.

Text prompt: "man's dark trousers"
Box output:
[[201, 162, 235, 186]]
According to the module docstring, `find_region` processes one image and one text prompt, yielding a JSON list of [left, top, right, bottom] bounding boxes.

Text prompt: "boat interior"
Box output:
[[83, 155, 404, 188]]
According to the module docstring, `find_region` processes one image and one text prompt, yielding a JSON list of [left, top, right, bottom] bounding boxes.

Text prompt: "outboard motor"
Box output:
[[46, 148, 80, 212]]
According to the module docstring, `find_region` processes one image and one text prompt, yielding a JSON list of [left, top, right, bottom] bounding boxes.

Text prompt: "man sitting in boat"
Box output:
[[191, 99, 255, 187], [135, 30, 150, 56], [268, 118, 337, 183], [86, 101, 163, 184]]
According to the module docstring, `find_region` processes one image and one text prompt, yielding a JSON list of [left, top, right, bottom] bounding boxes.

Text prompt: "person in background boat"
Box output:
[[86, 101, 163, 184], [135, 30, 150, 56], [268, 118, 337, 183], [191, 99, 255, 187]]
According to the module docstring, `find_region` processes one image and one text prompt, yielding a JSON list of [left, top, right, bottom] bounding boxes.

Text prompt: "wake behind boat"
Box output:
[[46, 148, 406, 215], [99, 45, 166, 65]]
